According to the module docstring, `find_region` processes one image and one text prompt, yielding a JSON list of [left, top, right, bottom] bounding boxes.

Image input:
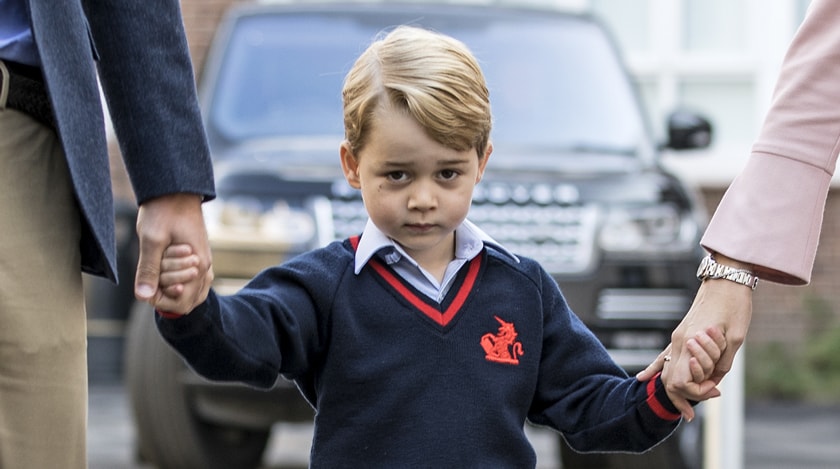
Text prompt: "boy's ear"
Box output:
[[340, 141, 362, 189], [476, 141, 493, 183]]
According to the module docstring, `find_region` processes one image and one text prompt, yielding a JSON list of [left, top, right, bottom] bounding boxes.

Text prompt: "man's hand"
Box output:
[[134, 193, 213, 314]]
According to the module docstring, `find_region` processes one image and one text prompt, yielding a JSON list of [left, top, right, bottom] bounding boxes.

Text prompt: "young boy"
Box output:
[[155, 26, 724, 467]]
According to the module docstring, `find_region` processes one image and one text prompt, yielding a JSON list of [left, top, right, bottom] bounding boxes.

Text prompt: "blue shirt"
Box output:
[[353, 218, 518, 302], [0, 0, 40, 66]]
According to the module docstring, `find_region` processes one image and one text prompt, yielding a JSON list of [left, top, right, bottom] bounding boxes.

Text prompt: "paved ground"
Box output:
[[89, 384, 840, 469], [739, 401, 840, 469]]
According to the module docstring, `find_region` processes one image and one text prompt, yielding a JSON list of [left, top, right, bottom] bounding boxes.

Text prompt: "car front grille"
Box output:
[[595, 288, 690, 321], [326, 192, 599, 276], [469, 202, 599, 274], [329, 198, 368, 240]]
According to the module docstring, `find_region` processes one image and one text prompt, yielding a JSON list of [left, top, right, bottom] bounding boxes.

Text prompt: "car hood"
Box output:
[[211, 143, 683, 208]]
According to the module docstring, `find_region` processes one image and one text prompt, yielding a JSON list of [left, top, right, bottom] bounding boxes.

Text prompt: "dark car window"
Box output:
[[208, 10, 646, 163]]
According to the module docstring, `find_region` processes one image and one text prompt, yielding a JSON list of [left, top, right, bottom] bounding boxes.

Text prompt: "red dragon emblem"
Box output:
[[480, 316, 524, 365]]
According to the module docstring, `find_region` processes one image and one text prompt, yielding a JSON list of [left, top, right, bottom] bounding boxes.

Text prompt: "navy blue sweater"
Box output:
[[157, 238, 681, 467]]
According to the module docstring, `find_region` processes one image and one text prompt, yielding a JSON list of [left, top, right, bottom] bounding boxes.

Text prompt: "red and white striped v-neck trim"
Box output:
[[349, 235, 482, 327]]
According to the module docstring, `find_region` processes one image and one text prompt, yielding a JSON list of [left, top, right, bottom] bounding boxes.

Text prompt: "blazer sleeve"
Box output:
[[701, 0, 840, 285], [81, 0, 215, 203]]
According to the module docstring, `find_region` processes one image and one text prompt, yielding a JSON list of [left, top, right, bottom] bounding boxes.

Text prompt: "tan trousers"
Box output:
[[0, 107, 87, 468]]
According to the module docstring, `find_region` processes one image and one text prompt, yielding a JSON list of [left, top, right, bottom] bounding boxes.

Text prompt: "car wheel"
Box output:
[[124, 301, 271, 469]]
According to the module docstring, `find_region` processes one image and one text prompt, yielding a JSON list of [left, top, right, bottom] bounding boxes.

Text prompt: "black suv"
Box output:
[[121, 2, 712, 468]]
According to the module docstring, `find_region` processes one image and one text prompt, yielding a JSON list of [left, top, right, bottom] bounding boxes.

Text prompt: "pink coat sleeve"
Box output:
[[701, 0, 840, 285]]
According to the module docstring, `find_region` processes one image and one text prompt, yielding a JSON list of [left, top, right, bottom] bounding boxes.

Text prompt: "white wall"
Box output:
[[587, 0, 807, 187]]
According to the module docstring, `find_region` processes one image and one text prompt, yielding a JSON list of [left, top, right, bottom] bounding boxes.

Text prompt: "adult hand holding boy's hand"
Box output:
[[669, 275, 753, 389], [639, 327, 726, 421], [134, 193, 213, 314]]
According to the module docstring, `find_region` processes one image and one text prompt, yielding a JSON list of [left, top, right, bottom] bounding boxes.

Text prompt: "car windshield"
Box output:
[[207, 8, 647, 164]]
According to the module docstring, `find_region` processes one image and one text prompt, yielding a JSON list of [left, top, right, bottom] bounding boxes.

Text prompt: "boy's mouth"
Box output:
[[404, 223, 436, 233]]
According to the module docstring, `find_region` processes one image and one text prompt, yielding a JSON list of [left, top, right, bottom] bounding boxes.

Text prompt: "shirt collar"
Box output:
[[353, 218, 518, 274]]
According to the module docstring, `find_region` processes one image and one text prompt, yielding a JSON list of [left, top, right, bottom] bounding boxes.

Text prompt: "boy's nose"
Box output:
[[407, 182, 437, 210]]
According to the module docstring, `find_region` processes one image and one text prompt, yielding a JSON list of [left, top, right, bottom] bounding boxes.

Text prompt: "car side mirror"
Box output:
[[664, 110, 713, 150]]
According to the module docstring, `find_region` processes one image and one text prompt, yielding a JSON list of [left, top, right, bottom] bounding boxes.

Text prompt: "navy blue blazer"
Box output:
[[27, 0, 216, 282]]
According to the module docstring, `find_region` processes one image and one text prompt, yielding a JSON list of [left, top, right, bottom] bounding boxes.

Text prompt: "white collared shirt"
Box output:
[[354, 218, 518, 302]]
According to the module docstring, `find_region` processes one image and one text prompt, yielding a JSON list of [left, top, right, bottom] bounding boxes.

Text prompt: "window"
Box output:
[[590, 0, 650, 51], [683, 0, 746, 53]]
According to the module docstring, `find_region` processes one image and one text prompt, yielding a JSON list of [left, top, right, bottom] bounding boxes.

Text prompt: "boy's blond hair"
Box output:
[[342, 25, 492, 159]]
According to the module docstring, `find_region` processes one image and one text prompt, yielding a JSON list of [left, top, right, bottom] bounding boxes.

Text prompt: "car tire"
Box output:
[[124, 301, 271, 469]]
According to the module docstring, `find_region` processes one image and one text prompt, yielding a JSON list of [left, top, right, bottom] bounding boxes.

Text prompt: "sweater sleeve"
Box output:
[[155, 290, 285, 389], [155, 244, 351, 389], [527, 265, 681, 453], [556, 374, 681, 454], [701, 0, 840, 285]]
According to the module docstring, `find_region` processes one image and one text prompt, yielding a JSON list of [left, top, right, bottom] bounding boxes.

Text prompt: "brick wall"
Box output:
[[701, 188, 840, 352], [179, 0, 251, 79]]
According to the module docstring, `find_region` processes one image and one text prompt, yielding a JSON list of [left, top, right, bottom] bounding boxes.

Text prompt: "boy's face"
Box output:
[[340, 105, 490, 267]]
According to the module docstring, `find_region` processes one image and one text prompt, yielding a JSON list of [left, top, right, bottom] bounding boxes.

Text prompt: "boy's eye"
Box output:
[[386, 171, 407, 182], [439, 169, 458, 180]]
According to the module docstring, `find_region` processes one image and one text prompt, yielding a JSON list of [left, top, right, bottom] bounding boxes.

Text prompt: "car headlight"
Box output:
[[598, 204, 696, 253], [204, 196, 316, 251]]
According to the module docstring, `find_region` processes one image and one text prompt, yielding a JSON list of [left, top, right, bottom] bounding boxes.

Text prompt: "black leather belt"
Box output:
[[0, 59, 57, 131]]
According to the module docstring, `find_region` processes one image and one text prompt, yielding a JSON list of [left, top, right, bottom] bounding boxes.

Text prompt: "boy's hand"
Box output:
[[155, 244, 211, 315], [640, 327, 726, 422], [134, 193, 212, 314], [684, 326, 726, 385]]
